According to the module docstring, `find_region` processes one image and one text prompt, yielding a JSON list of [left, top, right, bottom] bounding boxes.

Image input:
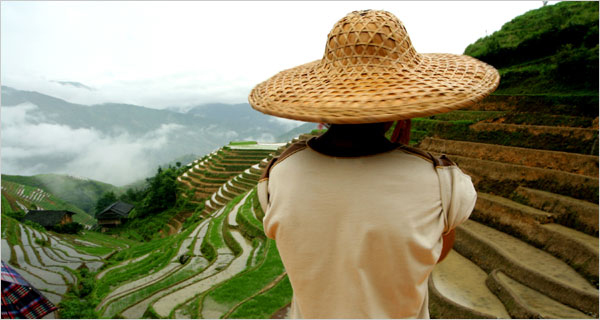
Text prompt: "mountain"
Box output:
[[276, 122, 319, 142], [1, 86, 306, 185], [51, 80, 95, 90], [2, 174, 121, 215]]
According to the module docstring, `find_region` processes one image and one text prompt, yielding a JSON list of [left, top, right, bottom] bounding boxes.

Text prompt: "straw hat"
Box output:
[[249, 10, 500, 124]]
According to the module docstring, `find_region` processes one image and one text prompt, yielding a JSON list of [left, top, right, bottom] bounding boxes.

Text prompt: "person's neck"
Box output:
[[309, 124, 397, 157]]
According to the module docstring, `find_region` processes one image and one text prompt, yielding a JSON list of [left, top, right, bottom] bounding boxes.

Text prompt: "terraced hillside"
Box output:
[[177, 141, 285, 215], [1, 3, 596, 318], [1, 180, 96, 227], [1, 214, 127, 317], [90, 188, 298, 319], [2, 115, 594, 318], [84, 136, 316, 319], [168, 105, 597, 319], [414, 96, 599, 318]]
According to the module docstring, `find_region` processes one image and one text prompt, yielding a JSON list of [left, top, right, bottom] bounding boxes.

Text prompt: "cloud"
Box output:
[[1, 103, 184, 185], [244, 133, 276, 143], [267, 117, 305, 131], [2, 2, 544, 109]]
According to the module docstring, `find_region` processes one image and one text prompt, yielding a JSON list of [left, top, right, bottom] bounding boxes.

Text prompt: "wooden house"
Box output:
[[96, 201, 134, 231], [23, 210, 74, 228]]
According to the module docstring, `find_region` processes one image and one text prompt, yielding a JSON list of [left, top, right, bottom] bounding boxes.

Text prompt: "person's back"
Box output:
[[258, 129, 477, 318], [249, 9, 498, 318]]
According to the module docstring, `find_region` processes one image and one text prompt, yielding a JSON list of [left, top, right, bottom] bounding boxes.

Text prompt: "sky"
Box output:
[[1, 1, 547, 109]]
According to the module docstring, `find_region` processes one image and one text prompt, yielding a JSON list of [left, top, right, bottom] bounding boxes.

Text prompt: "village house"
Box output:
[[23, 210, 74, 228], [96, 201, 134, 231]]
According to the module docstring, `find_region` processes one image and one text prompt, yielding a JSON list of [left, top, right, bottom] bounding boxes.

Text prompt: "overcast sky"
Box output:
[[2, 1, 547, 109]]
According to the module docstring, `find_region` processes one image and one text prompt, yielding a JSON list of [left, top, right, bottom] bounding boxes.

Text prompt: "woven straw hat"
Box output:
[[249, 10, 500, 124]]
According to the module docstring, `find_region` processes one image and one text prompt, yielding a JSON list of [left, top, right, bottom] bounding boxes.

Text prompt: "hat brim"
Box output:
[[249, 53, 500, 124]]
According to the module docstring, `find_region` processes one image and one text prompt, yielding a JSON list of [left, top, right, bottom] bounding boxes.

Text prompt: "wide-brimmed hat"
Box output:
[[249, 10, 500, 124]]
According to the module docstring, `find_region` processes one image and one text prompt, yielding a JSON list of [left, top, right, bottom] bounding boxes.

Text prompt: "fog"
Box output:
[[2, 103, 185, 185]]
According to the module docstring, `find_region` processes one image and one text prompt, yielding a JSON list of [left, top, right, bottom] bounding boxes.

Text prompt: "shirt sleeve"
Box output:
[[257, 157, 279, 239], [436, 165, 477, 234], [257, 178, 269, 215]]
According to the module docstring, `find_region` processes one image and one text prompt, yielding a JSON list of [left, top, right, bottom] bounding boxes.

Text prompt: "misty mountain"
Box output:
[[1, 86, 306, 185], [2, 173, 120, 215], [51, 81, 94, 90], [276, 122, 319, 142]]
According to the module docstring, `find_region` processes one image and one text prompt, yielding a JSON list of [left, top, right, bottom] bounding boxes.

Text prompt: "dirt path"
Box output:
[[432, 250, 509, 318], [270, 303, 291, 319]]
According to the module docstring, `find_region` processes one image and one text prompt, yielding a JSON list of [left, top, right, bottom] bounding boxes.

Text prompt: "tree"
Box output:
[[136, 166, 179, 218], [95, 191, 117, 217]]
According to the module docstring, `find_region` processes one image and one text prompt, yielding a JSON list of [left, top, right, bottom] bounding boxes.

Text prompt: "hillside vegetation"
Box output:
[[2, 174, 121, 214], [464, 1, 598, 96], [1, 180, 95, 226]]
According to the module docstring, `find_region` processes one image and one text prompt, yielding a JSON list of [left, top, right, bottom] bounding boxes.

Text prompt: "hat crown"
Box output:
[[323, 10, 421, 69]]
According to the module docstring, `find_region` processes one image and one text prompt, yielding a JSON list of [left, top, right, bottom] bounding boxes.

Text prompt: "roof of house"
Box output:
[[23, 210, 74, 227], [97, 201, 134, 220]]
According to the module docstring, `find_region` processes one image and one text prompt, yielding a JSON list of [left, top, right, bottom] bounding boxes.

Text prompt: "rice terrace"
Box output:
[[1, 2, 598, 319]]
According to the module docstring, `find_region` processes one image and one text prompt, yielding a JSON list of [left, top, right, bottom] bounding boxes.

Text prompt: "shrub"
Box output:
[[34, 238, 49, 247], [51, 222, 83, 234], [22, 219, 45, 232], [58, 293, 99, 319], [200, 234, 216, 262]]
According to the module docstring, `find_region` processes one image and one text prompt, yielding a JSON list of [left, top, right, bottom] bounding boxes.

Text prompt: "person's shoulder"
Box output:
[[277, 140, 309, 164], [260, 140, 308, 181], [394, 144, 456, 168]]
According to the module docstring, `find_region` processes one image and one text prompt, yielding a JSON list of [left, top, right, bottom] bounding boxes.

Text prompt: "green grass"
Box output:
[[222, 194, 246, 255], [200, 232, 217, 262], [422, 110, 506, 122], [204, 171, 235, 179], [1, 214, 20, 246], [98, 225, 202, 316], [497, 113, 594, 128], [1, 180, 96, 226], [252, 192, 265, 222], [199, 239, 286, 318], [71, 244, 114, 256], [227, 275, 293, 319], [101, 267, 199, 318], [96, 249, 175, 299], [1, 193, 14, 215], [463, 1, 598, 95], [464, 1, 598, 64], [229, 141, 258, 146], [96, 232, 189, 298], [84, 230, 137, 249], [483, 94, 599, 118], [1, 173, 121, 215], [207, 215, 227, 250], [236, 190, 265, 240], [410, 118, 598, 154]]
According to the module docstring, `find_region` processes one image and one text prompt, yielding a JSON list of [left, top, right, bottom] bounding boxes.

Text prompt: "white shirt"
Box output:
[[258, 141, 476, 318]]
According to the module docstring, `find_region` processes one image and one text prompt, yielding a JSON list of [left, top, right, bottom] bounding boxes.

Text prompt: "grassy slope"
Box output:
[[2, 173, 121, 215], [464, 1, 598, 95], [1, 180, 96, 225]]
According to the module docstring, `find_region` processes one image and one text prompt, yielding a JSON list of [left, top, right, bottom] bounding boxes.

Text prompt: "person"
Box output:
[[249, 10, 499, 318]]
